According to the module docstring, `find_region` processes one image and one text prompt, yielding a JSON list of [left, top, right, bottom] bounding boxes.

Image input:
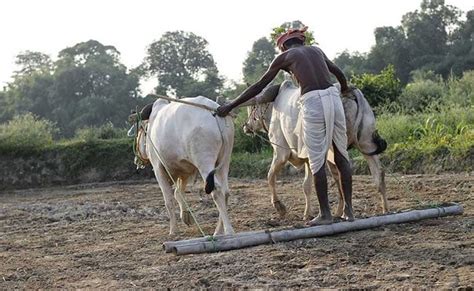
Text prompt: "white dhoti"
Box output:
[[295, 86, 350, 174]]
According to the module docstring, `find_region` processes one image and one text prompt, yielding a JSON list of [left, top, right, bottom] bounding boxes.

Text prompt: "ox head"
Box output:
[[241, 83, 281, 135], [242, 103, 273, 135], [128, 114, 150, 169]]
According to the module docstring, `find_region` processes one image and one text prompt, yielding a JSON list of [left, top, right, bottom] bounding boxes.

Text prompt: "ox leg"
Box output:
[[214, 165, 231, 236], [328, 161, 344, 218], [268, 152, 289, 217], [211, 189, 234, 235], [154, 166, 178, 235], [174, 177, 193, 226], [198, 164, 234, 236], [364, 154, 389, 213], [303, 162, 314, 220]]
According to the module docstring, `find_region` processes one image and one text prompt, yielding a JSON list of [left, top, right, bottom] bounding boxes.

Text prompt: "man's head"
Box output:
[[276, 26, 307, 51]]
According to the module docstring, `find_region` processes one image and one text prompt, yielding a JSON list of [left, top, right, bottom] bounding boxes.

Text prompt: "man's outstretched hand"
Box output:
[[216, 104, 233, 117]]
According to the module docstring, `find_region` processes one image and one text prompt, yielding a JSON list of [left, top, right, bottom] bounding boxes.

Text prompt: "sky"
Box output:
[[0, 0, 472, 93]]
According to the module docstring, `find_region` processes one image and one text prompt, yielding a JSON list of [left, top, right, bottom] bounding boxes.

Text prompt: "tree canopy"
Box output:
[[335, 0, 472, 83], [1, 40, 141, 136], [144, 31, 223, 98]]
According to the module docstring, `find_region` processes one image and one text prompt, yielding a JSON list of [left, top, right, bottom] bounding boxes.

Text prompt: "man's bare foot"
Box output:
[[306, 215, 333, 226]]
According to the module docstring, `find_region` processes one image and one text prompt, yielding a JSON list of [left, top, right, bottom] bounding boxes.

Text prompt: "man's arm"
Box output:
[[324, 55, 349, 93], [216, 53, 289, 116]]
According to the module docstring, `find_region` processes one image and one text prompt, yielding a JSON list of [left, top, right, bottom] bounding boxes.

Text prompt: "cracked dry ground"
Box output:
[[1, 174, 473, 289]]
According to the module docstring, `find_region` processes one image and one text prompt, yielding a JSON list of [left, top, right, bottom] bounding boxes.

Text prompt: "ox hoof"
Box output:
[[181, 211, 193, 226], [273, 201, 287, 217]]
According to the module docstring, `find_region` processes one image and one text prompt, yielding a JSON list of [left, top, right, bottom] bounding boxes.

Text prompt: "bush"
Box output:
[[376, 112, 421, 145], [445, 70, 474, 106], [230, 150, 272, 178], [351, 65, 402, 108], [397, 79, 445, 112], [0, 113, 58, 153], [376, 104, 473, 145], [74, 122, 128, 142]]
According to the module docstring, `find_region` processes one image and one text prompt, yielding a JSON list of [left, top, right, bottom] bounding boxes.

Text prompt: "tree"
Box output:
[[270, 20, 316, 46], [333, 50, 371, 78], [335, 0, 469, 84], [1, 51, 55, 122], [441, 9, 474, 76], [14, 51, 53, 76], [144, 31, 223, 98], [242, 37, 277, 84], [367, 26, 412, 83], [402, 0, 461, 65], [50, 40, 140, 136]]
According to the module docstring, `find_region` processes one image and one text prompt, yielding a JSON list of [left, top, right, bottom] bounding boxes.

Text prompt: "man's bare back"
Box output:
[[216, 44, 348, 114], [282, 46, 334, 95]]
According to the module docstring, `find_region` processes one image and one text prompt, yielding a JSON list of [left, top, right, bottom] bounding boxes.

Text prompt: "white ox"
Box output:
[[135, 97, 235, 235], [241, 81, 388, 219]]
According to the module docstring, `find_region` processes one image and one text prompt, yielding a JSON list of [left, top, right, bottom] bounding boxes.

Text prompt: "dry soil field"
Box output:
[[1, 174, 473, 288]]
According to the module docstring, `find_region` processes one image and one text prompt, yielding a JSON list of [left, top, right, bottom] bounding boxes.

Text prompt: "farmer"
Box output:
[[216, 27, 354, 225]]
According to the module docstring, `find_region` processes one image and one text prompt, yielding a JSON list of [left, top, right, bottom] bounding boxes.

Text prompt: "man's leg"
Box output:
[[307, 161, 333, 225], [333, 143, 354, 221]]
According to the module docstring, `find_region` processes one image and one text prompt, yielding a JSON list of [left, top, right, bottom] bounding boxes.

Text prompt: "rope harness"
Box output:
[[132, 110, 150, 169]]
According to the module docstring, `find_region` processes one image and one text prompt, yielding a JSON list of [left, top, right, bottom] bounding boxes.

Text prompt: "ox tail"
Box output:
[[205, 170, 216, 194], [364, 130, 388, 156], [353, 88, 365, 140], [204, 115, 232, 194]]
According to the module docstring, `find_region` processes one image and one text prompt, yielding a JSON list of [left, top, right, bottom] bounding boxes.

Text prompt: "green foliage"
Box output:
[[270, 20, 316, 47], [144, 31, 223, 98], [230, 151, 272, 178], [2, 41, 141, 137], [220, 82, 247, 99], [445, 70, 474, 106], [351, 65, 402, 107], [74, 122, 127, 142], [377, 103, 473, 144], [334, 50, 371, 78], [242, 37, 277, 84], [14, 51, 53, 76], [0, 113, 58, 153], [398, 77, 445, 112], [335, 2, 472, 83], [57, 138, 133, 179], [52, 40, 140, 136], [233, 110, 270, 153]]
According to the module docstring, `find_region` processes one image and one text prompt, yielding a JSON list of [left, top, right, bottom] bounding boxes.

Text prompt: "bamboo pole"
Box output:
[[147, 94, 237, 117], [163, 230, 267, 253], [168, 204, 463, 256]]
